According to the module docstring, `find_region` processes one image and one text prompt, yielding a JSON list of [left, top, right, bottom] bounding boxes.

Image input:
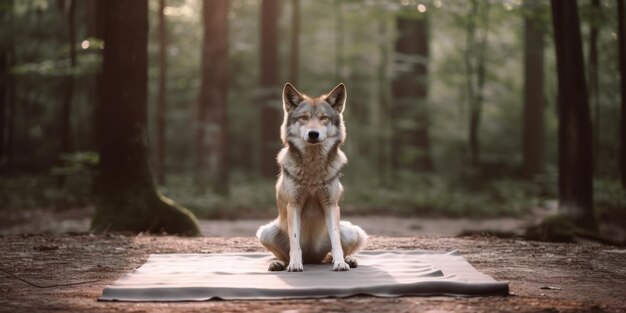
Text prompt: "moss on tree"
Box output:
[[91, 187, 200, 236]]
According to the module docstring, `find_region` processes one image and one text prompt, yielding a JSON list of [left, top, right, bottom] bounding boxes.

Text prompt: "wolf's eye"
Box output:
[[320, 116, 329, 121], [298, 115, 309, 121]]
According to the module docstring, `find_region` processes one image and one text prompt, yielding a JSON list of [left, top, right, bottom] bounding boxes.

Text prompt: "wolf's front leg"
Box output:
[[325, 205, 350, 271], [286, 203, 304, 272]]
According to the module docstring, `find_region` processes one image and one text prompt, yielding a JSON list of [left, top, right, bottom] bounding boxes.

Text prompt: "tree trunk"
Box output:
[[522, 0, 546, 178], [88, 0, 103, 154], [5, 50, 14, 172], [377, 16, 392, 185], [196, 0, 229, 194], [550, 0, 595, 228], [0, 42, 6, 168], [260, 0, 281, 178], [391, 14, 432, 172], [335, 0, 343, 81], [0, 0, 10, 168], [465, 0, 490, 168], [618, 0, 626, 188], [289, 0, 299, 85], [87, 0, 103, 39], [155, 0, 166, 185], [589, 0, 600, 174], [91, 0, 200, 235], [58, 0, 76, 187], [464, 1, 477, 166]]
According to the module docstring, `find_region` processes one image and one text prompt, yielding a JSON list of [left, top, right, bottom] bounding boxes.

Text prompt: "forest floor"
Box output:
[[0, 232, 625, 312], [1, 208, 625, 312]]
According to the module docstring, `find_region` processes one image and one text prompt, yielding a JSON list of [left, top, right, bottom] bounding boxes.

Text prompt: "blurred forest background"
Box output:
[[0, 0, 624, 238]]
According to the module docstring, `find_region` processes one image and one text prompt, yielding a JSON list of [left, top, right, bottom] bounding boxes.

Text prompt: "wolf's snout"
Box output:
[[308, 130, 320, 141]]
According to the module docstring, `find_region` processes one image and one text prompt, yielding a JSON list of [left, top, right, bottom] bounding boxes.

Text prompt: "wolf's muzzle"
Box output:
[[307, 130, 320, 143]]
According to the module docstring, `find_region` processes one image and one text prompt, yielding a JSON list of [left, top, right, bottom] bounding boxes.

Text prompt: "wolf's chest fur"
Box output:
[[277, 141, 346, 209], [290, 145, 337, 187], [281, 141, 344, 190]]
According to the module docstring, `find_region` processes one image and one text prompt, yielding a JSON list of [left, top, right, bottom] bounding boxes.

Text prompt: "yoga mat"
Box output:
[[99, 250, 508, 301]]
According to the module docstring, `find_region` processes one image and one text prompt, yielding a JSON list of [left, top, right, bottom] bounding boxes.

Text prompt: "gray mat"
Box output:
[[99, 250, 508, 301]]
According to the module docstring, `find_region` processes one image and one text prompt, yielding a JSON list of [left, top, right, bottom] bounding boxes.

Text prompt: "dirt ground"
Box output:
[[0, 232, 625, 313]]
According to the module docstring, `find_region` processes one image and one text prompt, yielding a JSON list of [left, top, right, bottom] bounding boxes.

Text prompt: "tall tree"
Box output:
[[335, 0, 343, 81], [618, 0, 626, 188], [87, 0, 104, 158], [87, 0, 103, 39], [391, 13, 432, 172], [589, 0, 601, 173], [0, 0, 10, 169], [91, 0, 200, 235], [464, 0, 490, 167], [377, 15, 392, 185], [196, 0, 229, 194], [551, 0, 594, 228], [260, 0, 281, 178], [155, 0, 166, 185], [2, 0, 14, 172], [0, 47, 5, 169], [58, 0, 76, 186], [522, 0, 546, 178], [289, 0, 300, 85]]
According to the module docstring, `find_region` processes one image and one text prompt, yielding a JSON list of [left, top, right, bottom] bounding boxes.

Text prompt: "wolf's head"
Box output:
[[280, 83, 347, 146]]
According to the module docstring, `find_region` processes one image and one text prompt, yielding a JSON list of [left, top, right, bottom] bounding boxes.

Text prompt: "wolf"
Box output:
[[256, 83, 368, 272]]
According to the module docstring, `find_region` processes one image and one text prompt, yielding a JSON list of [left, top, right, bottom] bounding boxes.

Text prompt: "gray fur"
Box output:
[[257, 83, 367, 272]]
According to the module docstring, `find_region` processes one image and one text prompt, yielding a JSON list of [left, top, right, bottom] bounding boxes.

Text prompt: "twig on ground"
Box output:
[[0, 267, 100, 288]]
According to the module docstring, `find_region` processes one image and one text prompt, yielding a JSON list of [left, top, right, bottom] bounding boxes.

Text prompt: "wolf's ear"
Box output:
[[283, 83, 304, 113], [324, 83, 347, 113]]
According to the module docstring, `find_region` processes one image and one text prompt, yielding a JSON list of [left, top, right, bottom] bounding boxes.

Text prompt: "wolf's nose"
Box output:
[[308, 130, 320, 140]]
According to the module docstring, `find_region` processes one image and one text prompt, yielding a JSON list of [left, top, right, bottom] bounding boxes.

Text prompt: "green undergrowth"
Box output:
[[162, 173, 547, 219], [160, 174, 276, 219], [593, 179, 626, 234], [2, 170, 624, 222], [341, 175, 545, 218]]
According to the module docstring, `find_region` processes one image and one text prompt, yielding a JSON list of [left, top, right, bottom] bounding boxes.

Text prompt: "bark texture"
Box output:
[[155, 0, 166, 185], [196, 0, 230, 194], [551, 0, 595, 228], [91, 0, 200, 235], [391, 14, 432, 172], [289, 0, 299, 85], [260, 0, 281, 178], [618, 0, 626, 188], [522, 0, 545, 178]]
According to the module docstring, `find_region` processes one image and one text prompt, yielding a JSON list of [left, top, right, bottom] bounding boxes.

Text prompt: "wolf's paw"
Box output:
[[268, 260, 285, 271], [344, 256, 358, 268], [286, 261, 303, 272], [333, 261, 350, 271]]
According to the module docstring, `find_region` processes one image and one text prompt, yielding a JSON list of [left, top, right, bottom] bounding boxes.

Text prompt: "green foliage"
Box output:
[[161, 173, 276, 219], [0, 175, 52, 210], [344, 176, 540, 217], [0, 152, 98, 210], [12, 49, 101, 76], [594, 179, 626, 227], [50, 151, 98, 177]]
